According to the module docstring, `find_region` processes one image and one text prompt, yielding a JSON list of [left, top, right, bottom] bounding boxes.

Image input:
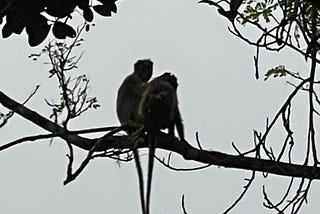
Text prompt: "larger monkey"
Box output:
[[117, 59, 153, 129], [139, 72, 185, 214], [116, 59, 153, 214]]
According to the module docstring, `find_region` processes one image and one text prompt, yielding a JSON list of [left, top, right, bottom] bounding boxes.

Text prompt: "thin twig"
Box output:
[[181, 195, 189, 214], [0, 126, 122, 151], [222, 171, 256, 214]]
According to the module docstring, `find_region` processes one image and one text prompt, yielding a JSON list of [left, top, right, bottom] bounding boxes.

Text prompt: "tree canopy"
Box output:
[[0, 0, 118, 46]]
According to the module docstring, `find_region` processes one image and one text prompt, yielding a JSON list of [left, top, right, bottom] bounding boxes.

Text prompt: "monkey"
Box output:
[[138, 72, 185, 214], [116, 59, 153, 130], [116, 59, 153, 214], [139, 72, 184, 139]]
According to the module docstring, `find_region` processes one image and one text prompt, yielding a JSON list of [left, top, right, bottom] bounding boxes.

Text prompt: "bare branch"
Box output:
[[155, 155, 211, 171], [222, 171, 255, 214], [0, 126, 120, 151], [181, 195, 189, 214], [2, 90, 320, 180], [0, 85, 40, 129]]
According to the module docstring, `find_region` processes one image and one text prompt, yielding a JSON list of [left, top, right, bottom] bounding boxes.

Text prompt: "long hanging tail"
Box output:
[[146, 133, 156, 214], [133, 148, 146, 214], [132, 128, 146, 214]]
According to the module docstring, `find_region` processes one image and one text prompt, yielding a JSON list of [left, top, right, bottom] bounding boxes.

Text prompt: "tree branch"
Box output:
[[1, 90, 320, 180]]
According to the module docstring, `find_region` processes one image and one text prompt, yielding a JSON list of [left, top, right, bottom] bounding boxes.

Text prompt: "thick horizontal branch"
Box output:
[[0, 91, 96, 149], [1, 91, 320, 180]]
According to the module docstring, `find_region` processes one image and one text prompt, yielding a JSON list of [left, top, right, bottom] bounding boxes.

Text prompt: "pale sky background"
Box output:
[[0, 0, 319, 213]]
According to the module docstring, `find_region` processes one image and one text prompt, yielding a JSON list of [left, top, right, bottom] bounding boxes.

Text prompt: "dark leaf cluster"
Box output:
[[0, 0, 118, 46]]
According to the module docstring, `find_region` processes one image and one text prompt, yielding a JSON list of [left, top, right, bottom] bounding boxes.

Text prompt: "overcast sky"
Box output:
[[0, 0, 318, 213]]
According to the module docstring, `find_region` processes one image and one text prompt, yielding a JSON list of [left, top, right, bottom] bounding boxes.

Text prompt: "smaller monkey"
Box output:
[[116, 59, 153, 214], [139, 72, 184, 140], [139, 72, 185, 214]]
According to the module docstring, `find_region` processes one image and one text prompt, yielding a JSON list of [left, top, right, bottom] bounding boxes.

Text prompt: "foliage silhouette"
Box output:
[[0, 0, 118, 46]]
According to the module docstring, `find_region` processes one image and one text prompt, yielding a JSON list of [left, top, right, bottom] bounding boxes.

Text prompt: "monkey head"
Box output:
[[152, 72, 178, 89], [134, 59, 153, 81]]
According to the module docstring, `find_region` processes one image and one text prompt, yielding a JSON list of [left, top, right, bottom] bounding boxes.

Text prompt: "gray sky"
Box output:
[[0, 0, 318, 213]]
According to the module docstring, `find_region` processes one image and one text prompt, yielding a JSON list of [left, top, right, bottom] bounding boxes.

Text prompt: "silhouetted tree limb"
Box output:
[[2, 90, 320, 180], [0, 90, 95, 150]]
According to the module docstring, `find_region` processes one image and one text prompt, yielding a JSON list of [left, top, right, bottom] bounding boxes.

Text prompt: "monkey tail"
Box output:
[[145, 132, 157, 214], [133, 147, 146, 214]]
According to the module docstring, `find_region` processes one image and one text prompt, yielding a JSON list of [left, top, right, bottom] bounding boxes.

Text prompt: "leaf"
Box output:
[[83, 7, 94, 22], [97, 0, 117, 7], [52, 21, 76, 39], [46, 0, 77, 18], [77, 0, 90, 10], [26, 14, 51, 46], [93, 0, 117, 17], [2, 23, 13, 38], [230, 0, 243, 11], [264, 65, 288, 81], [85, 24, 90, 32], [4, 12, 26, 34], [93, 5, 112, 16]]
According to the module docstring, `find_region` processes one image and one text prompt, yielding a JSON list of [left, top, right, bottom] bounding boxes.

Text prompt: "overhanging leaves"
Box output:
[[52, 21, 76, 39], [0, 0, 118, 46], [45, 0, 77, 18], [83, 7, 94, 22], [26, 14, 51, 47], [93, 0, 117, 17]]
